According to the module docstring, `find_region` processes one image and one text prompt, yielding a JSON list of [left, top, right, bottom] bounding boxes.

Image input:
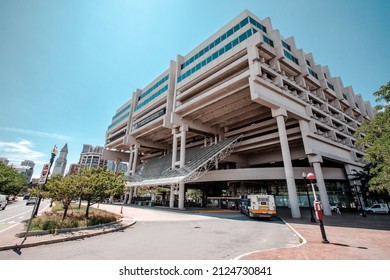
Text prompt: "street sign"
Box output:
[[38, 163, 50, 184]]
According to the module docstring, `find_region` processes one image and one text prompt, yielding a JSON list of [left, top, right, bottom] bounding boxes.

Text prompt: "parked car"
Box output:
[[0, 194, 7, 210], [363, 203, 389, 214], [26, 197, 37, 205]]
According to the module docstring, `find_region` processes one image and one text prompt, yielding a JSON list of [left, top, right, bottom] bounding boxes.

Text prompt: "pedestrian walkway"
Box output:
[[238, 208, 390, 260]]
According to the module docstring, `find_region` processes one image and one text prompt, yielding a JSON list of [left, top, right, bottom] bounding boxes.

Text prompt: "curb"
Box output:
[[0, 219, 136, 252], [234, 216, 306, 260]]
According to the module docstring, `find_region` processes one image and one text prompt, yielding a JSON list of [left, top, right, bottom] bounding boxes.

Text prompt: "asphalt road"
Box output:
[[0, 198, 50, 233], [0, 205, 300, 260]]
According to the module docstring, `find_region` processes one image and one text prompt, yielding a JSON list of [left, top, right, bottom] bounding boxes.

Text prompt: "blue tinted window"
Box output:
[[225, 42, 232, 52], [240, 17, 249, 27]]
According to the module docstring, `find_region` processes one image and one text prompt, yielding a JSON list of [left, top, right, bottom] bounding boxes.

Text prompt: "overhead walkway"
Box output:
[[126, 135, 242, 188]]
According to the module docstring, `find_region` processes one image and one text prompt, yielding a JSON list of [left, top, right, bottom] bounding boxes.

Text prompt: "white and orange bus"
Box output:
[[240, 194, 276, 218]]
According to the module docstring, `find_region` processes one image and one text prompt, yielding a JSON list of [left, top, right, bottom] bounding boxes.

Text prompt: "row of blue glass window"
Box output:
[[112, 104, 131, 122], [263, 35, 274, 47], [181, 16, 267, 70], [108, 112, 129, 130], [134, 108, 166, 129], [135, 84, 169, 111], [283, 49, 299, 65], [308, 67, 318, 79], [177, 28, 257, 83], [139, 75, 169, 101], [282, 41, 291, 51]]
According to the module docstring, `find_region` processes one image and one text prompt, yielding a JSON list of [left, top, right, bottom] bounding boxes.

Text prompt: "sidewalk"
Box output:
[[239, 208, 390, 260]]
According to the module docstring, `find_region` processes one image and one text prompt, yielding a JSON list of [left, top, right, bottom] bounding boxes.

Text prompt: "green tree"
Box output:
[[79, 168, 126, 220], [356, 81, 390, 195], [0, 162, 28, 196], [45, 174, 80, 221]]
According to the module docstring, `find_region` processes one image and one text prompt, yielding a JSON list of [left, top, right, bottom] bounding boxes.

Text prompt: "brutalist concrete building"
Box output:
[[103, 10, 375, 218]]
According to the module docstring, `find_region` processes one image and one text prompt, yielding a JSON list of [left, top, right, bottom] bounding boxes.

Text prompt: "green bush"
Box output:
[[88, 212, 117, 226], [28, 203, 120, 231]]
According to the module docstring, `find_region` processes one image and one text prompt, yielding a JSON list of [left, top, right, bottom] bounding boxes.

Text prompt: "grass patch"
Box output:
[[28, 203, 121, 233]]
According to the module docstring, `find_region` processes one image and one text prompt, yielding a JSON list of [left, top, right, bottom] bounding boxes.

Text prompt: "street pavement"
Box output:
[[0, 203, 389, 259], [239, 207, 390, 260]]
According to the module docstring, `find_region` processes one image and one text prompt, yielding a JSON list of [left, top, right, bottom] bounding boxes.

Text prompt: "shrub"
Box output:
[[28, 204, 120, 231]]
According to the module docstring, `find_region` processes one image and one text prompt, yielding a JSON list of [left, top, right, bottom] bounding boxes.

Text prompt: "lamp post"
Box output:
[[307, 172, 329, 244], [302, 172, 316, 223], [33, 145, 58, 217], [15, 145, 58, 253]]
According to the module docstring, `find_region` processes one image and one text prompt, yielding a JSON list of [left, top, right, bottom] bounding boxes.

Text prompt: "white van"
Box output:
[[0, 194, 7, 210], [363, 203, 389, 214]]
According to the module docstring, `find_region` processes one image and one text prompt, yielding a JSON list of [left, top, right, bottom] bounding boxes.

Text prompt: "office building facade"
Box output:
[[104, 10, 375, 217], [79, 144, 107, 169]]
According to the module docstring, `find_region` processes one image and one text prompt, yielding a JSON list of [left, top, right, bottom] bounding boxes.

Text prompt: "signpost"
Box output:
[[38, 163, 50, 185]]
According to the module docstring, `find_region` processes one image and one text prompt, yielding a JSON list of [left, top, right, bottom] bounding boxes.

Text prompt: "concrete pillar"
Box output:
[[132, 144, 139, 174], [169, 185, 175, 208], [127, 187, 133, 205], [178, 181, 185, 209], [311, 160, 332, 216], [172, 128, 178, 169], [128, 149, 134, 175], [272, 108, 301, 218], [179, 125, 188, 168]]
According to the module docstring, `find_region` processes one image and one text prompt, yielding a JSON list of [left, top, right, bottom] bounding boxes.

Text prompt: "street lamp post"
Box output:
[[14, 145, 58, 253], [307, 172, 329, 244], [33, 145, 58, 217], [302, 172, 316, 223]]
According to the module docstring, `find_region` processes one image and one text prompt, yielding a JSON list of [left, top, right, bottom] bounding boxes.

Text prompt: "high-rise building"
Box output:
[[13, 165, 34, 182], [79, 144, 106, 169], [21, 160, 35, 168], [67, 163, 81, 175], [0, 157, 9, 165], [104, 10, 375, 217], [52, 143, 68, 176]]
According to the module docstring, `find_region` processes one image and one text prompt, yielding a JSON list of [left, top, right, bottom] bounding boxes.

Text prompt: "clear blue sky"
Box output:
[[1, 0, 389, 178]]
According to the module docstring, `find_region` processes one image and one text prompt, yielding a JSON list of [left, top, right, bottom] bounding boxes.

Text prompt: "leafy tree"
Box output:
[[356, 81, 390, 195], [45, 174, 80, 221], [78, 168, 126, 220], [0, 162, 28, 196]]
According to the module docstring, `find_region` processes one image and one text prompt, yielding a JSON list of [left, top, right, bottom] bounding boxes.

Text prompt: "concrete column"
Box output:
[[247, 43, 262, 77], [169, 185, 175, 208], [312, 161, 332, 216], [132, 144, 139, 174], [179, 125, 188, 168], [127, 149, 134, 175], [178, 181, 185, 209], [172, 129, 178, 169], [272, 108, 301, 218], [127, 187, 133, 205]]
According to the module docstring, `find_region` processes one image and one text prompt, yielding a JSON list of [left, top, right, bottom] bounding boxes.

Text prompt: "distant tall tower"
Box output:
[[52, 143, 68, 176]]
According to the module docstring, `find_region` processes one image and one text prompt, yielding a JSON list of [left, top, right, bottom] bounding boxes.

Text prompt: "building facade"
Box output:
[[0, 157, 10, 166], [52, 143, 68, 176], [79, 144, 107, 169], [104, 10, 375, 218]]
